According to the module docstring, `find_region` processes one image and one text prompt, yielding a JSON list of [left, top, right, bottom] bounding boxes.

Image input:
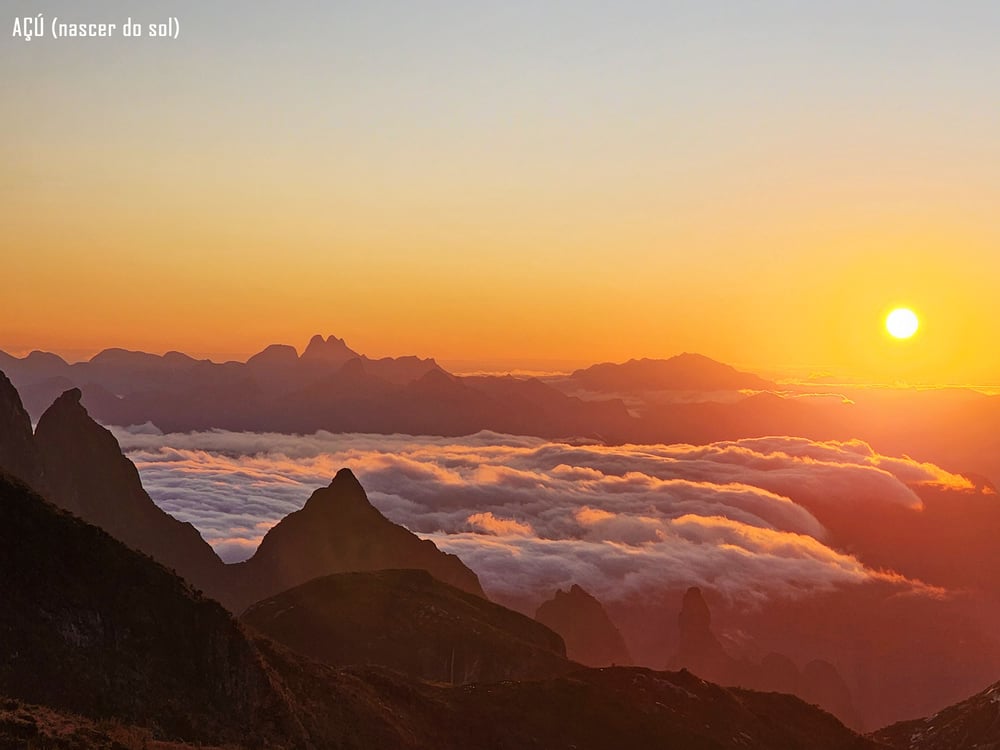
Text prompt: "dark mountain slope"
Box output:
[[32, 388, 226, 593], [873, 680, 1000, 749], [243, 569, 570, 684], [0, 473, 303, 746], [567, 353, 773, 393], [450, 667, 880, 750], [0, 450, 882, 749]]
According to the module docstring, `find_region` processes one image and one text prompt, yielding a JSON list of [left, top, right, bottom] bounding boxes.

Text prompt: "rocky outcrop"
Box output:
[[535, 584, 632, 667]]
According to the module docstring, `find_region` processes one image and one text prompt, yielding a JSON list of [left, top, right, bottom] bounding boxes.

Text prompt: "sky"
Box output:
[[3, 1, 999, 383]]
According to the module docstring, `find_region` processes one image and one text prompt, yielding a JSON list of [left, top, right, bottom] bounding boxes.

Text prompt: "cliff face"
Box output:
[[224, 468, 485, 611], [243, 569, 570, 684]]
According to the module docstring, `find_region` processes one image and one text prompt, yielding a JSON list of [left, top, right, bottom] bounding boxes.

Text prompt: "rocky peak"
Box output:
[[535, 583, 632, 667], [228, 466, 485, 610], [0, 369, 45, 490], [300, 334, 360, 366]]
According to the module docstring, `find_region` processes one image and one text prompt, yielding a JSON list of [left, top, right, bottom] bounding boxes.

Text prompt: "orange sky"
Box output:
[[3, 2, 998, 384]]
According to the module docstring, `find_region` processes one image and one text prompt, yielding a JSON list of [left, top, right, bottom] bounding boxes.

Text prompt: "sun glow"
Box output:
[[886, 308, 919, 339]]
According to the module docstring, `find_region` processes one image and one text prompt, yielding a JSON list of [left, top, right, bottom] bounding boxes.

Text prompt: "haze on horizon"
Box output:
[[4, 0, 999, 385]]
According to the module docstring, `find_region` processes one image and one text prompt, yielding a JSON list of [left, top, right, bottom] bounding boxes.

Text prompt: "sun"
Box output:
[[886, 307, 919, 339]]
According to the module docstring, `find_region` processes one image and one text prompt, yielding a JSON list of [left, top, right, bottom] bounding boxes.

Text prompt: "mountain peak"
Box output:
[[236, 468, 486, 608], [330, 466, 366, 495], [56, 387, 83, 405], [300, 334, 361, 366]]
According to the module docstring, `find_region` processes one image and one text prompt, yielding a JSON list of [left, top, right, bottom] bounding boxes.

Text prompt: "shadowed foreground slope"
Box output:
[[872, 679, 1000, 749], [0, 473, 882, 749], [242, 569, 571, 684]]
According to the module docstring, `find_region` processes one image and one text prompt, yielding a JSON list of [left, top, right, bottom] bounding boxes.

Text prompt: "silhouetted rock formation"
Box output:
[[0, 370, 44, 491], [243, 569, 570, 684], [0, 473, 302, 746], [32, 388, 226, 593], [300, 333, 360, 367], [802, 659, 858, 730], [535, 584, 632, 667], [567, 353, 774, 393], [675, 586, 732, 680], [670, 586, 861, 729], [224, 468, 485, 611], [873, 680, 1000, 749]]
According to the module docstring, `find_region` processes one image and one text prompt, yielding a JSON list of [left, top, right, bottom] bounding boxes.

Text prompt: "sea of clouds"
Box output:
[[113, 427, 964, 605]]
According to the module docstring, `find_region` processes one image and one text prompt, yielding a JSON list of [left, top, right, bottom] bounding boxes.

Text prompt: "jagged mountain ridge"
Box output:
[[566, 352, 774, 393], [0, 374, 483, 616]]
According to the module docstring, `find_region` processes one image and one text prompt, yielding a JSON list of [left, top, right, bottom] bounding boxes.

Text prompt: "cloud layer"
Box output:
[[113, 427, 963, 604]]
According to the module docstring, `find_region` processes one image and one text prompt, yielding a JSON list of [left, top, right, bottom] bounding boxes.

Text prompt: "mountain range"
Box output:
[[4, 358, 1000, 747], [0, 376, 889, 748], [5, 335, 999, 496], [0, 372, 482, 614]]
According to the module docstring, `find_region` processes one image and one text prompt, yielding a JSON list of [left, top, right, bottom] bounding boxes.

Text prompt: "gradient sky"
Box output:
[[3, 1, 999, 383]]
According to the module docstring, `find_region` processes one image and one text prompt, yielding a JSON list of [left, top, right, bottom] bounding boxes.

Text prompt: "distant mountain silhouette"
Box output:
[[300, 333, 361, 367], [224, 469, 485, 610], [873, 679, 1000, 749], [535, 584, 632, 667], [566, 353, 774, 393], [0, 336, 630, 438], [243, 569, 571, 684], [671, 586, 860, 729]]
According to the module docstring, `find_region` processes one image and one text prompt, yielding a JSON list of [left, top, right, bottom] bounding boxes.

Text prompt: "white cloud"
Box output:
[[112, 427, 956, 604]]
